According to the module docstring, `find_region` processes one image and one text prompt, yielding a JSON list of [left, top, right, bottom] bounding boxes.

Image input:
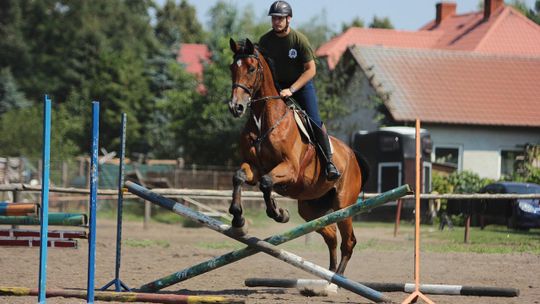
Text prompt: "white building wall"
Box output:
[[426, 125, 540, 179]]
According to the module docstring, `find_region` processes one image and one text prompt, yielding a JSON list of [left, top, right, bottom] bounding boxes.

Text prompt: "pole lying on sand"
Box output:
[[127, 181, 411, 303], [0, 286, 244, 304], [244, 278, 520, 297]]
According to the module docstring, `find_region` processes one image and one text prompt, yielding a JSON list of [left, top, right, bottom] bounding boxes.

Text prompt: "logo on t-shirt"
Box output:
[[288, 49, 298, 59]]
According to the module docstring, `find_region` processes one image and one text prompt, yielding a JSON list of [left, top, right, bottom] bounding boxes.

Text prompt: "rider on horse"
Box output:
[[258, 0, 341, 181]]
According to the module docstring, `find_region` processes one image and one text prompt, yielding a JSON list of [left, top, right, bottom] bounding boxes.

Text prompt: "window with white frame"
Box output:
[[500, 150, 524, 177], [433, 146, 461, 169]]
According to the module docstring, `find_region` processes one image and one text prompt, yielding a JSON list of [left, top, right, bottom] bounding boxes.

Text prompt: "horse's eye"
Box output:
[[248, 66, 256, 73]]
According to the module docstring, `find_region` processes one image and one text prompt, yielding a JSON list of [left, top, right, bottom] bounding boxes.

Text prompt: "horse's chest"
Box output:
[[244, 132, 281, 162]]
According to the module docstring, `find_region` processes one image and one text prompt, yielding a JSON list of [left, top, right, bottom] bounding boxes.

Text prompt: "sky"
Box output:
[[182, 0, 537, 31]]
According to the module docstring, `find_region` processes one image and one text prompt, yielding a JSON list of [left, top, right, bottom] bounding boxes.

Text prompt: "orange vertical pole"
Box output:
[[402, 119, 435, 304]]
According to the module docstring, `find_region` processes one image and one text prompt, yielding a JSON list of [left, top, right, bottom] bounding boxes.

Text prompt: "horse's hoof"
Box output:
[[228, 225, 248, 236], [275, 208, 290, 223], [232, 216, 245, 228], [298, 281, 338, 297]]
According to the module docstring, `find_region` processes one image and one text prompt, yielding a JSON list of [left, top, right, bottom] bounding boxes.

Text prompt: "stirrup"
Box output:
[[325, 162, 341, 181]]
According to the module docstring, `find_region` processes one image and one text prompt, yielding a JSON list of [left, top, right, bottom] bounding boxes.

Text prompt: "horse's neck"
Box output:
[[252, 56, 290, 129]]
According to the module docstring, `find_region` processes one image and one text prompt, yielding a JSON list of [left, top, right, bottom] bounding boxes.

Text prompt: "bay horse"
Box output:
[[227, 38, 369, 275]]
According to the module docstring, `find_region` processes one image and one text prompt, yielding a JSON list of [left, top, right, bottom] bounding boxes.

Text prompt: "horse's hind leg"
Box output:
[[298, 199, 338, 272], [336, 217, 357, 275]]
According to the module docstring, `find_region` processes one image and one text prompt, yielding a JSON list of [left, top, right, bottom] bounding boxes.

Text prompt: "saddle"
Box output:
[[287, 100, 334, 154]]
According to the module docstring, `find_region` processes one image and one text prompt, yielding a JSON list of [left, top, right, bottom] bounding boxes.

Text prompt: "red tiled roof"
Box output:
[[350, 45, 540, 127], [421, 6, 540, 55], [317, 4, 540, 69], [316, 28, 441, 69], [176, 43, 211, 78]]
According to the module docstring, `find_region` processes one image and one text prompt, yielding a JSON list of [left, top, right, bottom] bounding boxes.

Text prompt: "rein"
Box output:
[[252, 104, 290, 153]]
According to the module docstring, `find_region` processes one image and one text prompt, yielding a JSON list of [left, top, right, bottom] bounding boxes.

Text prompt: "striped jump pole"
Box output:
[[0, 213, 87, 226], [0, 203, 39, 216], [127, 181, 411, 303], [244, 278, 520, 297], [137, 184, 410, 293], [0, 286, 244, 304]]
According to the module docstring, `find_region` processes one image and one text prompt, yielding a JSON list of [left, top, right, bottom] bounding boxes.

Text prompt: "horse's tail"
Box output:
[[354, 150, 370, 192]]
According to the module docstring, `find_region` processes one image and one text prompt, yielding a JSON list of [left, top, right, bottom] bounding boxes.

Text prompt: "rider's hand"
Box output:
[[280, 88, 293, 98]]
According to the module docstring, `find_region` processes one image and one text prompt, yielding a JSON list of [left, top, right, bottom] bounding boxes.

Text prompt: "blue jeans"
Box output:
[[287, 80, 322, 128]]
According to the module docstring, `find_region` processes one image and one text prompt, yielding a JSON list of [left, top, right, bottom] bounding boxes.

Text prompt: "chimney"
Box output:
[[484, 0, 504, 20], [436, 2, 457, 25]]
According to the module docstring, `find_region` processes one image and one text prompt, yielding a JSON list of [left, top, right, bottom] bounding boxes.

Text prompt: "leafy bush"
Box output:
[[433, 171, 493, 194]]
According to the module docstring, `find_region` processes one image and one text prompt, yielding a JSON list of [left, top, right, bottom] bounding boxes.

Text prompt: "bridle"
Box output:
[[231, 49, 290, 153], [232, 51, 281, 104]]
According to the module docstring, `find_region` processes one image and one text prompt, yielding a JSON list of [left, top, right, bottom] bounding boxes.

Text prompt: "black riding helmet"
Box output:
[[268, 1, 292, 17]]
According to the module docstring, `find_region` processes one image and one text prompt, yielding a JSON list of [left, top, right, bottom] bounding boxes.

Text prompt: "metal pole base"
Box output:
[[100, 279, 131, 292]]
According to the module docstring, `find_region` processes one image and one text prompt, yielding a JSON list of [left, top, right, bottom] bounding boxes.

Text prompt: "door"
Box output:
[[378, 162, 402, 193]]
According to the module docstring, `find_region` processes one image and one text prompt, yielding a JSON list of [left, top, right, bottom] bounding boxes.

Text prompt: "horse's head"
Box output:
[[228, 38, 263, 117]]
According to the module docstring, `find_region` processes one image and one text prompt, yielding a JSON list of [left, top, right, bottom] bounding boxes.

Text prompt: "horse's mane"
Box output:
[[236, 39, 281, 91]]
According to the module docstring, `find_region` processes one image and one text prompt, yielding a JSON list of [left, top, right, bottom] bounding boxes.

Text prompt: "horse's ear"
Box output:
[[245, 38, 255, 55], [229, 38, 238, 53]]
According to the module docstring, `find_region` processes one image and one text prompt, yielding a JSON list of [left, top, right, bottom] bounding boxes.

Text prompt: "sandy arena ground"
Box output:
[[1, 216, 539, 304]]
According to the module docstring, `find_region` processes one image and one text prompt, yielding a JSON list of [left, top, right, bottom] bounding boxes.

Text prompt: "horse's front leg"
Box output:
[[259, 162, 295, 223], [230, 163, 258, 232]]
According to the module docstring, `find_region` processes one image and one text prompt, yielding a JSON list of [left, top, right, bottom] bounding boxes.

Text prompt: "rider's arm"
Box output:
[[280, 60, 316, 97]]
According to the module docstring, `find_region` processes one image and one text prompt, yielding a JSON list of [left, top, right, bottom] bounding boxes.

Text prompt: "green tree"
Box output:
[[236, 4, 269, 41], [511, 0, 540, 24], [177, 38, 244, 165], [315, 59, 352, 125], [163, 1, 270, 165], [341, 17, 365, 32], [369, 16, 394, 29], [147, 52, 200, 158], [0, 103, 80, 159], [0, 68, 30, 115], [154, 0, 205, 47], [0, 0, 162, 157], [297, 9, 333, 49]]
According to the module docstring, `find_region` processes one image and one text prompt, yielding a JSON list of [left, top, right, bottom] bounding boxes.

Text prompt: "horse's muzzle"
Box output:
[[228, 100, 246, 118]]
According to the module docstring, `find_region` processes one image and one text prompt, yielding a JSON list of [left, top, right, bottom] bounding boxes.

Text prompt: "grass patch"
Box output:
[[124, 239, 170, 248], [353, 221, 397, 229], [424, 225, 540, 254]]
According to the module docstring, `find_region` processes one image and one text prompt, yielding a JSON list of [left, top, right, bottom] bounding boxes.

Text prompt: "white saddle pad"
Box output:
[[293, 110, 334, 153]]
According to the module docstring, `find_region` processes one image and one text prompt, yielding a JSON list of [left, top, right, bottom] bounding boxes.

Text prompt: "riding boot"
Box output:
[[312, 124, 341, 181]]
